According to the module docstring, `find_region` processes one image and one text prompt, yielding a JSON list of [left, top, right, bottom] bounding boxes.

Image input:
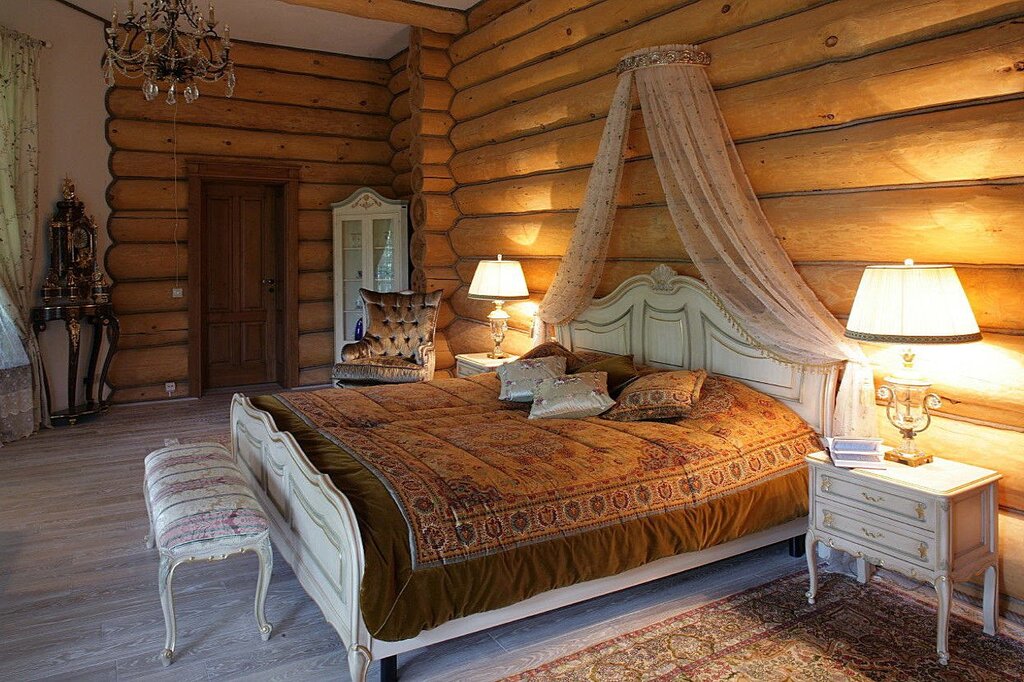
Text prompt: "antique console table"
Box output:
[[33, 179, 118, 426], [32, 303, 119, 425]]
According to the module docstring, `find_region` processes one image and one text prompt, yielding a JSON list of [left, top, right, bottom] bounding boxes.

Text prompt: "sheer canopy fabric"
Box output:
[[0, 27, 45, 442], [538, 45, 875, 436]]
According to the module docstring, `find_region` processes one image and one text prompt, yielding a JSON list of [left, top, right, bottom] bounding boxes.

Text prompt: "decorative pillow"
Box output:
[[601, 369, 708, 422], [572, 354, 638, 398], [519, 341, 586, 372], [529, 372, 616, 420], [497, 356, 568, 402]]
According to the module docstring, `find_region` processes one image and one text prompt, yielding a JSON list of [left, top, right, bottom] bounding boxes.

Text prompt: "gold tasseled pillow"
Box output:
[[601, 369, 708, 422], [519, 341, 586, 372], [529, 371, 615, 420]]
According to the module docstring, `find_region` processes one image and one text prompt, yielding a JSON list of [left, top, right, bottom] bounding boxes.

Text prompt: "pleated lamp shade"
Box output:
[[844, 261, 981, 344], [468, 255, 530, 301]]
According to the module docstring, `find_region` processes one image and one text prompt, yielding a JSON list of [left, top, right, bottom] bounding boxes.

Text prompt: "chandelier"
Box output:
[[103, 1, 236, 104]]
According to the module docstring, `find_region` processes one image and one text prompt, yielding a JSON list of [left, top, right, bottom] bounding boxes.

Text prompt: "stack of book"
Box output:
[[823, 437, 890, 469]]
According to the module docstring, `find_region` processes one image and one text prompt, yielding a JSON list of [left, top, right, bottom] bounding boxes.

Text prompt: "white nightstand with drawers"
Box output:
[[805, 451, 1001, 665], [455, 352, 519, 377]]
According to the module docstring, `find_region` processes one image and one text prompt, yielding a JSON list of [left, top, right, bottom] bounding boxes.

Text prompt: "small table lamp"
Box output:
[[844, 260, 981, 466], [468, 255, 530, 358]]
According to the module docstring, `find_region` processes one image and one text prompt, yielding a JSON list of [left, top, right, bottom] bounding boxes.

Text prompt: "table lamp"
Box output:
[[468, 255, 530, 358], [844, 260, 981, 466]]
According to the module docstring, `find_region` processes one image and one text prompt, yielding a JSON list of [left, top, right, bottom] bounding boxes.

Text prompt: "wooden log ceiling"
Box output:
[[416, 0, 1024, 513], [105, 41, 398, 399], [277, 0, 467, 34]]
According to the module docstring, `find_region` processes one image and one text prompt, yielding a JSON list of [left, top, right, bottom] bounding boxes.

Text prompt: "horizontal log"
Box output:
[[299, 271, 333, 301], [390, 119, 413, 151], [452, 20, 1024, 151], [446, 317, 535, 358], [112, 65, 391, 114], [278, 0, 466, 35], [107, 243, 188, 281], [451, 0, 1024, 121], [112, 381, 191, 403], [108, 179, 188, 211], [451, 0, 600, 65], [112, 281, 188, 313], [117, 311, 190, 349], [390, 91, 411, 122], [451, 183, 1024, 266], [389, 67, 411, 95], [108, 120, 394, 165], [411, 79, 456, 113], [109, 214, 187, 243], [393, 172, 413, 197], [299, 301, 335, 332], [391, 148, 412, 173], [108, 88, 392, 140], [467, 0, 527, 32], [299, 331, 334, 368], [109, 151, 394, 186], [418, 112, 456, 138], [389, 49, 409, 73], [414, 48, 453, 79], [108, 344, 188, 388], [411, 193, 460, 229], [453, 100, 1024, 206], [411, 136, 456, 165], [299, 210, 333, 240], [413, 28, 454, 50], [118, 329, 189, 350], [298, 241, 332, 272], [423, 233, 457, 267], [436, 300, 456, 329], [298, 183, 393, 210], [230, 41, 390, 84], [299, 366, 332, 386]]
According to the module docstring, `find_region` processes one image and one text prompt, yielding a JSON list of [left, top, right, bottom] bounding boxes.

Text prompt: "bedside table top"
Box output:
[[807, 451, 1001, 497], [456, 352, 520, 368]]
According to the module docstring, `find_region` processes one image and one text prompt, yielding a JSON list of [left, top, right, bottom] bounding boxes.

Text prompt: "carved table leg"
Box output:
[[855, 557, 875, 584], [98, 316, 120, 405], [935, 574, 952, 665], [32, 321, 52, 416], [65, 317, 82, 418], [158, 556, 179, 666], [84, 317, 104, 404], [805, 530, 819, 605], [983, 564, 999, 636]]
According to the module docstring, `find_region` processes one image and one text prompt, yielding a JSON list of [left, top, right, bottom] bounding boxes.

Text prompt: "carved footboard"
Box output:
[[230, 394, 374, 681]]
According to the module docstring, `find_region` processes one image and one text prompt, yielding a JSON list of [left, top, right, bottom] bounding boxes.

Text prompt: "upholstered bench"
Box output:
[[143, 442, 273, 666]]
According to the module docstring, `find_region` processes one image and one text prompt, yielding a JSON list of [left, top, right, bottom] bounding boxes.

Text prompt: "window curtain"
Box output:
[[538, 45, 876, 437], [0, 26, 45, 443]]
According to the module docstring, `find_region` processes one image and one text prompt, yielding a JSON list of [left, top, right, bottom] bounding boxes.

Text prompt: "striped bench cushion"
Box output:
[[145, 443, 268, 555]]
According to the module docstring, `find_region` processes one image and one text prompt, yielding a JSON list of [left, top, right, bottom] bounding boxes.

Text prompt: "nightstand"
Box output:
[[455, 352, 519, 377], [805, 451, 1001, 665]]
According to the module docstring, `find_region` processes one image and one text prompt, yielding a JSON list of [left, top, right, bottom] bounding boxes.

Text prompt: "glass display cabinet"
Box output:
[[332, 188, 409, 362]]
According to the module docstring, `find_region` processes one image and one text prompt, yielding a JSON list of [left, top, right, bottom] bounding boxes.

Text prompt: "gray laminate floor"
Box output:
[[1, 392, 811, 681]]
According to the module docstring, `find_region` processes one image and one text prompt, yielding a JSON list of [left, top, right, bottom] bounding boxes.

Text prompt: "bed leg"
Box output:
[[788, 534, 806, 558], [380, 655, 398, 682]]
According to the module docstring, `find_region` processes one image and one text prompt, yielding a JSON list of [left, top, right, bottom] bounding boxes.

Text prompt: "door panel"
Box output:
[[203, 182, 279, 389]]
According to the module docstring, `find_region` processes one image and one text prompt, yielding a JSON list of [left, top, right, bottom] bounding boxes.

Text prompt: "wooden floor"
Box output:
[[0, 393, 846, 680]]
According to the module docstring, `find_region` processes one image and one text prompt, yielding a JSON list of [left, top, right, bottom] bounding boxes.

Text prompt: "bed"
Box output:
[[230, 265, 840, 681]]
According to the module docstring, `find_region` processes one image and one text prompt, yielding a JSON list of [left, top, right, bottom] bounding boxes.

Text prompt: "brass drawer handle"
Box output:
[[918, 542, 929, 561], [821, 476, 832, 493], [862, 491, 884, 503], [822, 512, 834, 528], [861, 527, 883, 539], [915, 502, 926, 521]]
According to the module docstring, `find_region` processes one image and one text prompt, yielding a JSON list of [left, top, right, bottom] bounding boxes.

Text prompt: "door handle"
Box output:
[[262, 278, 276, 293], [261, 278, 276, 285]]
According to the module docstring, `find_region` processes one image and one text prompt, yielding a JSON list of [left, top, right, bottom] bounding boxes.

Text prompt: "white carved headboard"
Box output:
[[555, 265, 840, 436]]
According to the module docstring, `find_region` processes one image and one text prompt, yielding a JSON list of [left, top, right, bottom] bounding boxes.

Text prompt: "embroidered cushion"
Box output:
[[572, 354, 638, 397], [519, 341, 588, 372], [602, 369, 708, 422], [529, 371, 616, 420], [145, 443, 268, 555], [496, 356, 567, 402]]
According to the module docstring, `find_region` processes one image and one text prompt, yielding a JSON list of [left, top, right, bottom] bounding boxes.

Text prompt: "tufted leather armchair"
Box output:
[[332, 289, 443, 386]]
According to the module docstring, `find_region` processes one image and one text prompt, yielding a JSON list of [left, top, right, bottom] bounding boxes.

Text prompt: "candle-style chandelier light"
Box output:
[[103, 1, 236, 104]]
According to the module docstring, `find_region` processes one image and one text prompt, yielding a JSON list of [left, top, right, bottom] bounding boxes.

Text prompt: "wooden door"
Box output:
[[202, 182, 279, 388]]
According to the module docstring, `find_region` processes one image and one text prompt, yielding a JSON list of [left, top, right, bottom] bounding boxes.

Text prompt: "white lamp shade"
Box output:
[[468, 256, 530, 301], [845, 263, 981, 344]]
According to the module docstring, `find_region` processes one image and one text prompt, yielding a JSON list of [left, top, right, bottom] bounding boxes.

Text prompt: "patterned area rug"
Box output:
[[503, 572, 1024, 681]]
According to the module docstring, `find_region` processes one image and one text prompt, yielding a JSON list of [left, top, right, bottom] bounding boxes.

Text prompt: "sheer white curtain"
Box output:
[[0, 27, 45, 443], [538, 45, 875, 436]]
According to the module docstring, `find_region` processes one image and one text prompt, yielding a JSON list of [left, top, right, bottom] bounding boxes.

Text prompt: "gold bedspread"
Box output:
[[252, 373, 819, 641]]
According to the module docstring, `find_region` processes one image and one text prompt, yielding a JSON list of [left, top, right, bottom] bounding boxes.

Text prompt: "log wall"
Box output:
[[436, 0, 1024, 508], [105, 41, 397, 399]]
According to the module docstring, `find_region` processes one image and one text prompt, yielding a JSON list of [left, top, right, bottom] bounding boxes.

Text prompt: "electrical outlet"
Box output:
[[171, 287, 184, 298], [165, 381, 176, 395]]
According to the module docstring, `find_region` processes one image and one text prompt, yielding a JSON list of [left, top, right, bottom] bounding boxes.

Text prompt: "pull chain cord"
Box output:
[[172, 98, 180, 292]]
